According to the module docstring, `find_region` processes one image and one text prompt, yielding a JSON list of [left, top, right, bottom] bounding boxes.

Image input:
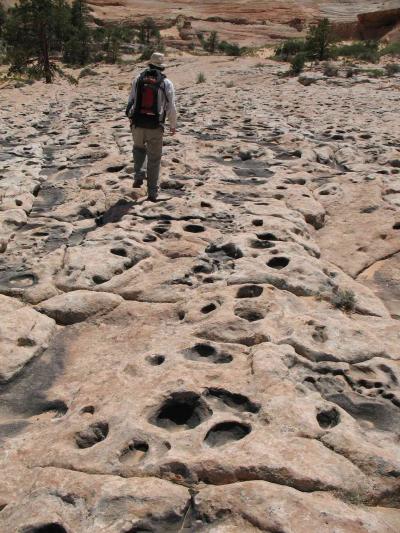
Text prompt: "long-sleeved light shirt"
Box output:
[[126, 73, 177, 129]]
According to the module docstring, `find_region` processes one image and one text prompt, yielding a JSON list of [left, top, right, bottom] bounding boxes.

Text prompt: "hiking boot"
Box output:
[[132, 179, 143, 188], [146, 195, 158, 202]]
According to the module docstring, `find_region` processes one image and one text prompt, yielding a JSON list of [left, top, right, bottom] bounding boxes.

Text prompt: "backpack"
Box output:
[[131, 68, 167, 129]]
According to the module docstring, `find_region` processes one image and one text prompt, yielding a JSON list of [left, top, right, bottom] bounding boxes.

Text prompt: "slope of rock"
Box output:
[[0, 56, 400, 531]]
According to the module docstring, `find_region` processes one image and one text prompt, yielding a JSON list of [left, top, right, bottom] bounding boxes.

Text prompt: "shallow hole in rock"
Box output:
[[120, 440, 149, 464], [201, 201, 212, 208], [317, 407, 340, 429], [184, 343, 232, 364], [151, 392, 212, 430], [205, 421, 251, 447], [236, 285, 263, 298], [184, 224, 205, 233], [75, 421, 109, 448], [393, 222, 400, 230], [153, 225, 169, 235], [257, 232, 278, 241], [0, 503, 7, 512], [24, 525, 67, 533], [17, 337, 36, 347], [146, 354, 165, 366], [222, 243, 243, 259], [80, 405, 95, 415], [267, 256, 290, 270], [142, 234, 157, 243], [205, 388, 260, 413], [178, 310, 186, 320], [201, 303, 217, 314], [110, 247, 127, 257], [106, 164, 125, 173], [92, 274, 108, 285], [252, 219, 263, 227], [234, 307, 265, 322]]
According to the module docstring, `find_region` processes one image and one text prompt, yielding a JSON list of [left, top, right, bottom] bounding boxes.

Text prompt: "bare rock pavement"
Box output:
[[0, 56, 400, 532]]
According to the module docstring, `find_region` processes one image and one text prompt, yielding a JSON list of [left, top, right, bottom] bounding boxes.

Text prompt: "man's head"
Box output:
[[148, 52, 166, 71]]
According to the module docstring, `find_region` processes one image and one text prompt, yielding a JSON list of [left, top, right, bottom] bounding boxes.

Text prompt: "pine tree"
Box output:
[[63, 0, 91, 65], [305, 18, 334, 61], [0, 4, 6, 38], [4, 0, 57, 83]]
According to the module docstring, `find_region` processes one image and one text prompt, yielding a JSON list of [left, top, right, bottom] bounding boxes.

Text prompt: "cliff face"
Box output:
[[1, 0, 399, 45]]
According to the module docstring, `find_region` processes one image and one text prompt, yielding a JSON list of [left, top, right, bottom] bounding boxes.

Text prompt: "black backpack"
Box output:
[[131, 68, 167, 129]]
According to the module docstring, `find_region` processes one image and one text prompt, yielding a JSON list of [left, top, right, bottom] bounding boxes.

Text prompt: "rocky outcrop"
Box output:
[[0, 56, 400, 531]]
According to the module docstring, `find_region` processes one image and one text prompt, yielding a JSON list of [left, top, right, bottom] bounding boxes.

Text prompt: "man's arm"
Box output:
[[164, 79, 177, 133], [126, 78, 137, 118]]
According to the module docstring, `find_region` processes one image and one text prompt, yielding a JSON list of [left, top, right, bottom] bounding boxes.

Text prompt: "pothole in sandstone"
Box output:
[[204, 421, 251, 447], [150, 392, 212, 431], [24, 524, 67, 533], [75, 421, 109, 448], [234, 307, 265, 322], [204, 388, 260, 413], [201, 302, 217, 314], [236, 285, 263, 298], [267, 256, 290, 270], [184, 343, 233, 364], [146, 354, 165, 366], [184, 224, 206, 233], [317, 407, 340, 429], [119, 440, 149, 464]]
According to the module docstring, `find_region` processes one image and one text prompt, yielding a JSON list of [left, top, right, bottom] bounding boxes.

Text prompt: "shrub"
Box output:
[[196, 71, 206, 83], [323, 62, 338, 76], [363, 68, 385, 78], [380, 42, 400, 57], [385, 63, 400, 76], [332, 289, 356, 311], [290, 52, 307, 75], [218, 40, 243, 56], [331, 41, 379, 63], [274, 38, 306, 60]]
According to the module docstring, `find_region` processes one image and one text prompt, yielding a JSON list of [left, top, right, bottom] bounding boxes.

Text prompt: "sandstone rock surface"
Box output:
[[0, 55, 399, 532]]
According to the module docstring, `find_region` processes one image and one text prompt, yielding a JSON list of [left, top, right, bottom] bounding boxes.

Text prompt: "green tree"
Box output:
[[305, 18, 334, 61], [52, 0, 71, 52], [63, 0, 91, 65], [138, 17, 159, 44], [0, 4, 7, 38], [4, 0, 57, 82]]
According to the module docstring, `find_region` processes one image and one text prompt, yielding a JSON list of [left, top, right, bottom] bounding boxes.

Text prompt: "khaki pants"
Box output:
[[132, 126, 163, 197]]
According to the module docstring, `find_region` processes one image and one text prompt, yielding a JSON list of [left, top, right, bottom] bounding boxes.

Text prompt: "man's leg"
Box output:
[[132, 126, 146, 186], [145, 127, 163, 200]]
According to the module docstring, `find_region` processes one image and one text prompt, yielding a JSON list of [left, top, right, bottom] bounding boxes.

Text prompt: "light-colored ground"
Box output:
[[0, 55, 400, 531]]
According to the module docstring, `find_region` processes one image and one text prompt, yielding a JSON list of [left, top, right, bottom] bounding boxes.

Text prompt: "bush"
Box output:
[[196, 71, 206, 83], [363, 68, 385, 78], [290, 52, 307, 75], [332, 289, 356, 312], [331, 41, 379, 63], [385, 63, 400, 76], [218, 40, 243, 56], [323, 62, 338, 76], [380, 42, 400, 57], [274, 38, 305, 60]]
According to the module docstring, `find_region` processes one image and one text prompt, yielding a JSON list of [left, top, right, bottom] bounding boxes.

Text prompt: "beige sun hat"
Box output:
[[149, 52, 166, 68]]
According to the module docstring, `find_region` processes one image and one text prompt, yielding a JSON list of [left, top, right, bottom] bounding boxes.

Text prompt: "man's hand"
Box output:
[[170, 127, 176, 136]]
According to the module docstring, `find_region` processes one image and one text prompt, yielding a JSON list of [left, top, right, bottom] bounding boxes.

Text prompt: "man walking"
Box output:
[[126, 52, 177, 202]]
